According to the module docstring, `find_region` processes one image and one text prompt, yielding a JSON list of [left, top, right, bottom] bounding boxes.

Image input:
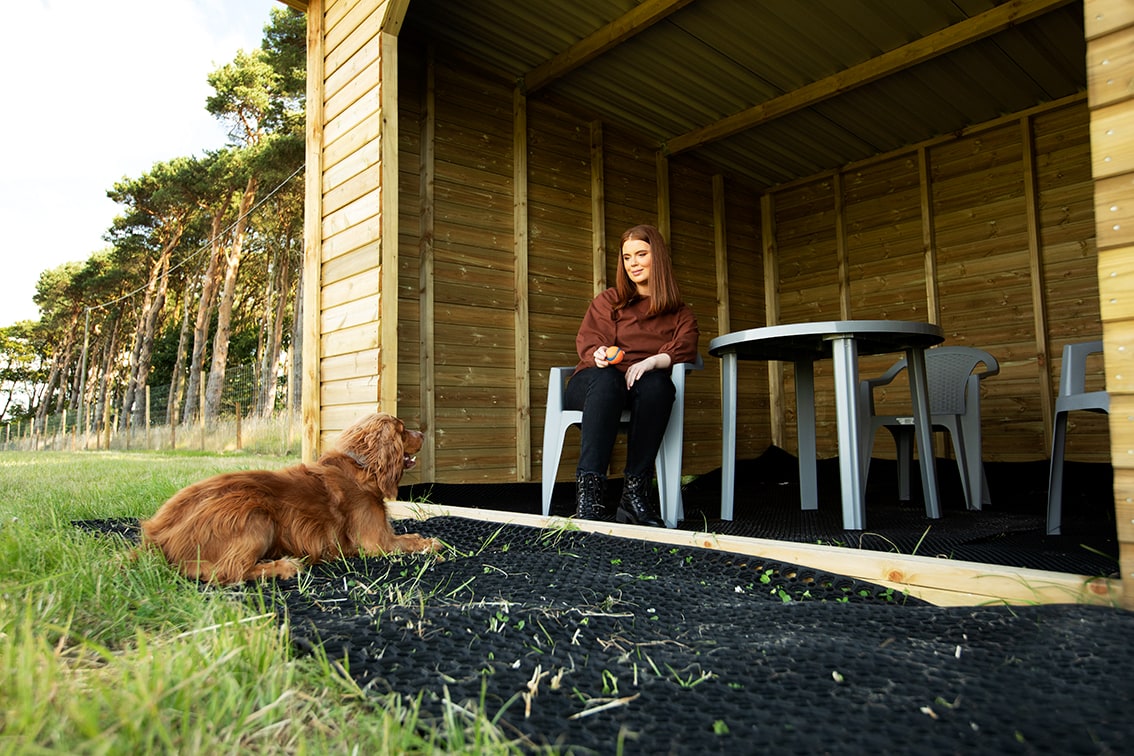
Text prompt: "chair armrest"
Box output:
[[546, 366, 576, 414], [1060, 340, 1104, 396]]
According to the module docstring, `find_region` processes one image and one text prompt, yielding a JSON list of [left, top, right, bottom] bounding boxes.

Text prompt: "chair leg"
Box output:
[[1047, 412, 1070, 535], [946, 424, 976, 511], [541, 424, 570, 517], [891, 427, 913, 501], [656, 413, 683, 528]]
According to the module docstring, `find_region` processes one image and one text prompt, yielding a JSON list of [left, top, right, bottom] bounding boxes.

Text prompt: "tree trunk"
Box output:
[[167, 276, 194, 425], [126, 243, 177, 429], [204, 176, 258, 421], [94, 314, 121, 433], [257, 244, 290, 416], [34, 316, 78, 433], [184, 193, 233, 423]]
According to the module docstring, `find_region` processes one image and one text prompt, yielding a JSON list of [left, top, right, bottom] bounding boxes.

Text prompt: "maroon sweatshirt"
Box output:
[[573, 288, 699, 375]]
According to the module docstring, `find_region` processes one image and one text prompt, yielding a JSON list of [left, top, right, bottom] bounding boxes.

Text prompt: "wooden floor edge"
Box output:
[[387, 501, 1122, 608]]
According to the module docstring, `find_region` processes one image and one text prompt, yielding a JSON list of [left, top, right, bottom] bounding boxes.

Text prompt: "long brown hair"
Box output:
[[614, 224, 684, 316]]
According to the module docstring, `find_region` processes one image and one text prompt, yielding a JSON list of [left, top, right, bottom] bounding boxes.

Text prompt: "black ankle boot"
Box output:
[[616, 473, 664, 527], [575, 472, 607, 520]]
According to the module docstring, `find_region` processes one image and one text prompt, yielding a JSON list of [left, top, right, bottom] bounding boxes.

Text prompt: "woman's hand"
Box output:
[[625, 353, 672, 387], [593, 346, 610, 368]]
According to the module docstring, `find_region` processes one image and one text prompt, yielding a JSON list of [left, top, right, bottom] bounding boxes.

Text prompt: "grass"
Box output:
[[0, 450, 528, 755]]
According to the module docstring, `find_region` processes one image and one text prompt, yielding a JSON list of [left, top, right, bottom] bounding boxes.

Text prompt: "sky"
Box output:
[[0, 0, 284, 327]]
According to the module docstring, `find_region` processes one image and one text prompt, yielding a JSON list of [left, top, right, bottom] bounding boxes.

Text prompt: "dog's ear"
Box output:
[[339, 414, 405, 499]]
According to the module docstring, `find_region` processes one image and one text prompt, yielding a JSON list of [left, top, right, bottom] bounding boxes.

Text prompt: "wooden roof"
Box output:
[[391, 0, 1084, 189]]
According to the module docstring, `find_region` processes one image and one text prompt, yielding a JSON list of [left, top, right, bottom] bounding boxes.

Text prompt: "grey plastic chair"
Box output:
[[1047, 340, 1109, 535], [860, 346, 999, 511], [541, 355, 703, 528]]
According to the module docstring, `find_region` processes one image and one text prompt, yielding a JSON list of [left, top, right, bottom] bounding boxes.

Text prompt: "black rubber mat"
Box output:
[[73, 452, 1128, 752], [76, 515, 1132, 753]]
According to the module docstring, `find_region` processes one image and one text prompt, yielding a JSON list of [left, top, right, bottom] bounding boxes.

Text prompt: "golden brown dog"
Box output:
[[140, 412, 439, 584]]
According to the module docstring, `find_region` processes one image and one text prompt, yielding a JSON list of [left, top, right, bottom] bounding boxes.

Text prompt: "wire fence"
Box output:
[[2, 363, 301, 456]]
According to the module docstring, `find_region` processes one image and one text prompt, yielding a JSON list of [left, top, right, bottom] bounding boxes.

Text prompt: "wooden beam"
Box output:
[[917, 147, 941, 325], [712, 174, 730, 335], [761, 192, 784, 448], [834, 171, 851, 319], [590, 120, 607, 295], [379, 0, 412, 36], [385, 501, 1122, 607], [656, 151, 670, 240], [301, 0, 325, 463], [523, 0, 696, 93], [665, 0, 1076, 155], [419, 44, 437, 481], [1021, 115, 1054, 449], [379, 30, 399, 416], [514, 87, 532, 480]]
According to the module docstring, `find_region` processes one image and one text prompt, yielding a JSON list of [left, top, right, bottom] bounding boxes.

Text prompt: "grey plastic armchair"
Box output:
[[860, 346, 999, 511], [541, 354, 703, 528], [1047, 340, 1109, 535]]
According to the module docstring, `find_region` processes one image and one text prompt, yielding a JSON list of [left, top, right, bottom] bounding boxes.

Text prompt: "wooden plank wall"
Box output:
[[304, 0, 406, 458], [1084, 0, 1134, 607], [763, 97, 1103, 465], [372, 39, 1104, 488]]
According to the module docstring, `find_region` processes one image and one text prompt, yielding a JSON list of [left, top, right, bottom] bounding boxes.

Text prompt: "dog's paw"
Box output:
[[253, 557, 303, 581]]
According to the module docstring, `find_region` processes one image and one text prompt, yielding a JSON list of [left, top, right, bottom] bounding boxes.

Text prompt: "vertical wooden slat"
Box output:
[[834, 170, 851, 319], [1021, 115, 1054, 448], [918, 147, 941, 325], [590, 120, 607, 294], [656, 151, 670, 240], [378, 31, 400, 417], [713, 174, 730, 335], [762, 192, 784, 447], [514, 87, 532, 479], [418, 44, 437, 480], [1085, 0, 1134, 608], [302, 0, 326, 463]]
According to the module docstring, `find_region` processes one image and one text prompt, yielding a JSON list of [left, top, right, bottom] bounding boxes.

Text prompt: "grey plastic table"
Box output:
[[709, 320, 945, 530]]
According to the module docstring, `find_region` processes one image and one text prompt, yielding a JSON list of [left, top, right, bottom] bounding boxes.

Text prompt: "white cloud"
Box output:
[[0, 0, 282, 326]]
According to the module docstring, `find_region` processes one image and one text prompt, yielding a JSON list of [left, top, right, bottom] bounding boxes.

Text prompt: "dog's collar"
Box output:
[[345, 450, 368, 469]]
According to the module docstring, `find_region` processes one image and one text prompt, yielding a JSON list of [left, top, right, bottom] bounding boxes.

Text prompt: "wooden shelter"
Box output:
[[279, 0, 1134, 607]]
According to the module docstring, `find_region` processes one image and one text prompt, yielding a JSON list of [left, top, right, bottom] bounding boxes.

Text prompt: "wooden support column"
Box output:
[[712, 174, 730, 335], [378, 30, 400, 418], [418, 45, 437, 480], [918, 147, 941, 325], [656, 151, 670, 240], [514, 87, 532, 480], [834, 171, 851, 319], [590, 121, 607, 294], [762, 192, 784, 447], [301, 0, 325, 463], [1021, 114, 1054, 448], [1085, 0, 1134, 608]]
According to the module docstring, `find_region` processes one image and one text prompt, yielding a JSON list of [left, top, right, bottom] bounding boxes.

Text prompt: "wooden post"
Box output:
[[513, 85, 531, 480], [1085, 0, 1134, 609], [200, 376, 206, 451], [236, 402, 242, 450], [145, 385, 152, 450]]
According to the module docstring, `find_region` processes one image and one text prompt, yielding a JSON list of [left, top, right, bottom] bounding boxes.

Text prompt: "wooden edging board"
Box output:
[[386, 501, 1121, 608]]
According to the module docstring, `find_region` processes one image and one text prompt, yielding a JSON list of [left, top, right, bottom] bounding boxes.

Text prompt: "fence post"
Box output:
[[236, 401, 242, 450], [200, 375, 206, 451], [145, 385, 151, 450]]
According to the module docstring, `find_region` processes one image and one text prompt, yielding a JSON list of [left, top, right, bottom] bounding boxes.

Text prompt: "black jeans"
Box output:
[[564, 366, 675, 477]]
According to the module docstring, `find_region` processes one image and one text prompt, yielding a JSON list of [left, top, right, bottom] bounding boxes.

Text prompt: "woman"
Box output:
[[565, 224, 699, 526]]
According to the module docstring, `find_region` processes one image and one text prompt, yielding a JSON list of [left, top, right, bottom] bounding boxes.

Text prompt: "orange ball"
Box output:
[[604, 346, 625, 364]]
